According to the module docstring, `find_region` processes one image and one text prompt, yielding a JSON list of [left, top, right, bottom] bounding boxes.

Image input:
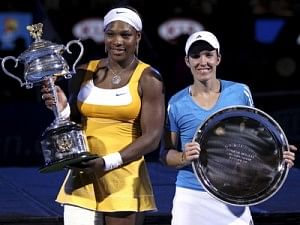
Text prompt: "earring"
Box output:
[[104, 46, 107, 53], [135, 43, 139, 56]]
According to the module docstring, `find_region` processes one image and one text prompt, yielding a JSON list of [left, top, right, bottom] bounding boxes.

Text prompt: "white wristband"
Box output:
[[102, 152, 123, 171], [60, 103, 71, 120]]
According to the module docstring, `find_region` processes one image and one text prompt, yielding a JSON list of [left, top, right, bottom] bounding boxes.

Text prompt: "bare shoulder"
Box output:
[[76, 58, 106, 71], [140, 66, 163, 84], [69, 61, 93, 91], [70, 59, 106, 87], [75, 63, 88, 72], [69, 63, 89, 87], [139, 65, 164, 96]]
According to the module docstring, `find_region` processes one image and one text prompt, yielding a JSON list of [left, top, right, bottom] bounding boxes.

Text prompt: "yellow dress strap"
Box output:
[[87, 60, 101, 71], [81, 60, 100, 82], [130, 61, 150, 83]]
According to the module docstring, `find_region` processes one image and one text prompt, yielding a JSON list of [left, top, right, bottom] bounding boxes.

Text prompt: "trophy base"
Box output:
[[39, 152, 98, 173], [40, 118, 94, 173]]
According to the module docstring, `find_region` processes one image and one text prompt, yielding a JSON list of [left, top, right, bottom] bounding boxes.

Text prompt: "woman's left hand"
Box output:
[[68, 157, 105, 174], [283, 145, 297, 168]]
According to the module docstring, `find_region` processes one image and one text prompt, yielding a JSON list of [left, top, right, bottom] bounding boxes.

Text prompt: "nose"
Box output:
[[198, 55, 207, 65], [113, 35, 123, 45]]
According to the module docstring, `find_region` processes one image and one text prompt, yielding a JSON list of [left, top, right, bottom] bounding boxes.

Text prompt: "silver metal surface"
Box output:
[[1, 23, 94, 172], [1, 23, 83, 88], [192, 105, 289, 206], [39, 119, 97, 173]]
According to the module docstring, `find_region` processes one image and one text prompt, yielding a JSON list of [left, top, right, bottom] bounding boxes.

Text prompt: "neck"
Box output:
[[108, 56, 136, 71], [190, 79, 221, 96], [107, 56, 137, 85]]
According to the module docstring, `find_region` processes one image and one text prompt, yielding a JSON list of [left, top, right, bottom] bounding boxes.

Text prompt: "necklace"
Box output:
[[108, 57, 136, 85]]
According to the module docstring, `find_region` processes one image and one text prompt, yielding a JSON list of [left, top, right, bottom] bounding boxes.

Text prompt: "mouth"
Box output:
[[197, 67, 211, 73], [110, 48, 126, 55]]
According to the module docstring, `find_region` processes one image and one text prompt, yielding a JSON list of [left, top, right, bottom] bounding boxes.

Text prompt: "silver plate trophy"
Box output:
[[192, 105, 289, 206], [1, 23, 97, 173]]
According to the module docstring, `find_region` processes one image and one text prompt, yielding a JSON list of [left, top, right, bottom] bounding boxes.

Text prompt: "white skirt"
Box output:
[[171, 187, 254, 225], [64, 204, 104, 225]]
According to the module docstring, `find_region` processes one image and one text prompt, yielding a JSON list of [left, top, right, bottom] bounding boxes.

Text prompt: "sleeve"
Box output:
[[165, 101, 178, 133], [243, 84, 254, 107]]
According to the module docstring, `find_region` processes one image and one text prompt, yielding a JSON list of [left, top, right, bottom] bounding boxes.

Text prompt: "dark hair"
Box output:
[[188, 40, 216, 56]]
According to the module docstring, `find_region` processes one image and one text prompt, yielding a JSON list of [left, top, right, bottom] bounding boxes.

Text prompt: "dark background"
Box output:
[[0, 0, 299, 167]]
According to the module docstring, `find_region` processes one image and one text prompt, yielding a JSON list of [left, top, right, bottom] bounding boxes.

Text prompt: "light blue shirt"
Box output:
[[166, 79, 254, 191]]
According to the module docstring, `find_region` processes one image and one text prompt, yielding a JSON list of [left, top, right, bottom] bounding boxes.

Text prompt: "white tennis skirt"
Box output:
[[64, 204, 104, 225], [171, 187, 254, 225]]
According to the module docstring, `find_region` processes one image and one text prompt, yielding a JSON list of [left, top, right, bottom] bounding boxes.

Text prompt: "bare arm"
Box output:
[[119, 67, 165, 163], [163, 131, 183, 168], [40, 63, 89, 119], [163, 129, 200, 169]]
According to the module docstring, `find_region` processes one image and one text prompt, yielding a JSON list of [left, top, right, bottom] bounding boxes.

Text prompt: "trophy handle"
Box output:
[[1, 56, 32, 88], [64, 40, 84, 79]]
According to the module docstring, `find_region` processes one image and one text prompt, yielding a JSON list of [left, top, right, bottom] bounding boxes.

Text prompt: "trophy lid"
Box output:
[[19, 23, 65, 62]]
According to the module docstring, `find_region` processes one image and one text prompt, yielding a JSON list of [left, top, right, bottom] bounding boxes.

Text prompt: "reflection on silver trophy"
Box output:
[[1, 23, 97, 173]]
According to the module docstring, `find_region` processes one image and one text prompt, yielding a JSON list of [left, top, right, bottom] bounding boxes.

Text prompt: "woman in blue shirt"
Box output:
[[162, 31, 297, 225]]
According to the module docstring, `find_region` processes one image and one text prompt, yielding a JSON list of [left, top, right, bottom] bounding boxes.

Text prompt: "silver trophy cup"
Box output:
[[1, 23, 97, 173]]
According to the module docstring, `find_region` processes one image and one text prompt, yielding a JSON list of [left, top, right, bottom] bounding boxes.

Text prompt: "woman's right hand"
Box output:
[[182, 142, 201, 165], [41, 82, 68, 112]]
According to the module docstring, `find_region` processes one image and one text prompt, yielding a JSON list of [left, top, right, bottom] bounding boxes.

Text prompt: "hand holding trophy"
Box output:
[[1, 23, 98, 173]]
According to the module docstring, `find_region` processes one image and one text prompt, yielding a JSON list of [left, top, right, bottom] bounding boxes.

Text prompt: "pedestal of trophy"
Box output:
[[39, 118, 98, 173]]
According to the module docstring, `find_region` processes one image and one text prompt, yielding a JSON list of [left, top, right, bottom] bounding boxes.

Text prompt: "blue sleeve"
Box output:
[[243, 84, 254, 107], [161, 102, 178, 164], [165, 102, 178, 133]]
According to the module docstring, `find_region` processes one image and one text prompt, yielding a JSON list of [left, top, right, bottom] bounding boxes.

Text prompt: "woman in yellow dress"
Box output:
[[41, 6, 165, 225]]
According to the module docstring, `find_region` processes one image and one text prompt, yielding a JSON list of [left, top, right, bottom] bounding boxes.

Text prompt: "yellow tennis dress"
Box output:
[[56, 60, 157, 212]]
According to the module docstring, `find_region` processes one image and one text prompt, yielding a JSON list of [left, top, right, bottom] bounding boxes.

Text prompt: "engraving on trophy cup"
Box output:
[[1, 23, 98, 173]]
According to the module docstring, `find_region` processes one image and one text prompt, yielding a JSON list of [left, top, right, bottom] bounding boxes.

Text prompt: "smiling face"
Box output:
[[104, 20, 141, 63], [185, 41, 221, 82]]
